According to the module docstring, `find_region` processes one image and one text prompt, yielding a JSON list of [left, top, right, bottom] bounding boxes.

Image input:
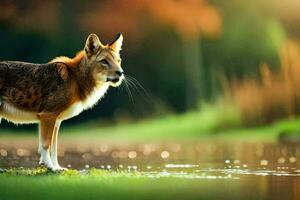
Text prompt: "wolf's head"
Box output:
[[83, 33, 124, 87]]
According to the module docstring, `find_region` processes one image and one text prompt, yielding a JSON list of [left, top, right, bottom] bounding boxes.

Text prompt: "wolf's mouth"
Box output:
[[106, 77, 120, 83]]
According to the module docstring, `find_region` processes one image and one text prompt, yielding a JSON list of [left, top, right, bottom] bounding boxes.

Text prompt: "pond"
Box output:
[[1, 138, 300, 199]]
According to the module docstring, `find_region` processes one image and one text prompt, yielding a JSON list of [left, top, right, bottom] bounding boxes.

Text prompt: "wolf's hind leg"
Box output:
[[38, 113, 57, 171]]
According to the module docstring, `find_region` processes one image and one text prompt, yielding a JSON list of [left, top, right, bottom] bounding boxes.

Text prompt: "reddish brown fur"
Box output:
[[51, 51, 85, 68]]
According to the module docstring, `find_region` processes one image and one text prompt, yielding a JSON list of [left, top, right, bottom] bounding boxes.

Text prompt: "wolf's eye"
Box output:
[[100, 59, 109, 66]]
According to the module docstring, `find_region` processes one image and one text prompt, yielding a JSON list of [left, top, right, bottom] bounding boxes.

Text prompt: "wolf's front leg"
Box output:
[[50, 121, 67, 171], [38, 113, 58, 171], [38, 127, 44, 165]]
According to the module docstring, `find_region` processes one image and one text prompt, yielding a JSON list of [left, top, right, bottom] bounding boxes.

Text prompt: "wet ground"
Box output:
[[1, 138, 300, 199]]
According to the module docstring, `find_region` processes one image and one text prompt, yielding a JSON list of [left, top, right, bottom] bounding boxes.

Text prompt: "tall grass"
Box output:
[[225, 40, 300, 126]]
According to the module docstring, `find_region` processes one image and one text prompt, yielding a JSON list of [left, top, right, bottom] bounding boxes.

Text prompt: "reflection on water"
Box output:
[[1, 140, 300, 198], [1, 141, 300, 174]]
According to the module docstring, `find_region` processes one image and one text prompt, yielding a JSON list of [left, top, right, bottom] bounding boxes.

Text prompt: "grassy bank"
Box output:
[[0, 168, 264, 200], [68, 115, 300, 142], [1, 107, 300, 142]]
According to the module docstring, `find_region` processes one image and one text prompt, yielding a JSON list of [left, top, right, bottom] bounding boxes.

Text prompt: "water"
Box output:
[[1, 139, 300, 199]]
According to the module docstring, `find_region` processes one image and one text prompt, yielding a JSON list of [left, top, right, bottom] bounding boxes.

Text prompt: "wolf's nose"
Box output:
[[115, 70, 123, 76]]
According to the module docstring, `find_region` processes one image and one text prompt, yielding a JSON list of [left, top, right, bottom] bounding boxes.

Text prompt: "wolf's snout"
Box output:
[[115, 70, 123, 77]]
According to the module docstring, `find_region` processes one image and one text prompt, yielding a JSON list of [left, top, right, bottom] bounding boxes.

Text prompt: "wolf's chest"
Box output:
[[58, 84, 109, 120]]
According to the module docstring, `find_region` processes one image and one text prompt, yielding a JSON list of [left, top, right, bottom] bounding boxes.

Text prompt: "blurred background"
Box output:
[[0, 0, 300, 135], [2, 2, 300, 198]]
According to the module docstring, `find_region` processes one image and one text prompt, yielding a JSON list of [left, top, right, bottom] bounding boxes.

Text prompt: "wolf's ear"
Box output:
[[109, 33, 123, 53], [85, 33, 103, 57]]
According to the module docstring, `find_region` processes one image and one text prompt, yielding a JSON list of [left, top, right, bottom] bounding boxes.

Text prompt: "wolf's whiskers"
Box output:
[[123, 75, 153, 107], [122, 77, 135, 104], [125, 75, 150, 98]]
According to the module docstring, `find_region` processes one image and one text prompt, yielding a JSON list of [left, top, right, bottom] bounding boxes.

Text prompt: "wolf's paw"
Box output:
[[40, 160, 54, 171], [39, 160, 45, 166], [51, 166, 68, 172]]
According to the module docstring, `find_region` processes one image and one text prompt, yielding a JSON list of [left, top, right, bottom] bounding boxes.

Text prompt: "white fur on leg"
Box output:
[[50, 134, 59, 167], [40, 147, 54, 170], [38, 127, 42, 153], [38, 124, 44, 165], [50, 122, 59, 167], [38, 123, 55, 171], [50, 121, 67, 171]]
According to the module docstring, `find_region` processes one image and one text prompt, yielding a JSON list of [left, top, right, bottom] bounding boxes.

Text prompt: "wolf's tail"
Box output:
[[0, 68, 3, 107], [0, 65, 2, 121], [0, 61, 7, 83], [0, 76, 3, 92], [0, 61, 7, 98]]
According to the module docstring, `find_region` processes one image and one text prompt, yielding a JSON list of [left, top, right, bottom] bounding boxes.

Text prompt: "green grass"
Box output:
[[0, 168, 265, 200], [63, 108, 300, 142]]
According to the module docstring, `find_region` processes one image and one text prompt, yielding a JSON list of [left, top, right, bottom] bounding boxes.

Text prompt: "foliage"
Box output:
[[81, 0, 221, 39], [226, 40, 300, 125]]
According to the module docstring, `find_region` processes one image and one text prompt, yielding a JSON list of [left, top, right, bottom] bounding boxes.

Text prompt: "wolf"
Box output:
[[0, 33, 124, 171]]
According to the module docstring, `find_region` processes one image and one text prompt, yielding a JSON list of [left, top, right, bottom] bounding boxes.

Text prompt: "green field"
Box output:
[[1, 111, 299, 200], [0, 168, 267, 200], [1, 107, 300, 142]]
